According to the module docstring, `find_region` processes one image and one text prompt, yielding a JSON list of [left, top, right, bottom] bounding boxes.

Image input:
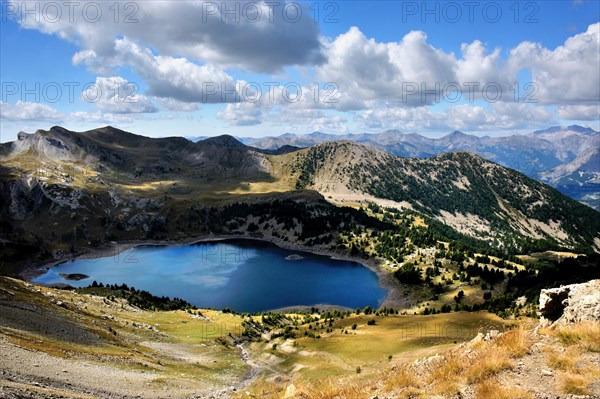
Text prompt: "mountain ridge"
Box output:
[[283, 141, 599, 250], [0, 126, 598, 274], [226, 125, 599, 210]]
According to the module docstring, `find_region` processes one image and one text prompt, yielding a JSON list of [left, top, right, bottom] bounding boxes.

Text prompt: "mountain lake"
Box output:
[[33, 239, 387, 312]]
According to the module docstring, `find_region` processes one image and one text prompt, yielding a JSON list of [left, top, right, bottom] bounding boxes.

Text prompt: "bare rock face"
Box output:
[[539, 280, 600, 326]]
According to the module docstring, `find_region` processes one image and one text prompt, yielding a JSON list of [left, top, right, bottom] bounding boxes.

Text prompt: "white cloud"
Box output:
[[82, 76, 157, 114], [317, 27, 513, 110], [217, 103, 263, 126], [316, 23, 599, 111], [74, 38, 243, 104], [0, 101, 64, 121], [265, 107, 348, 132], [7, 1, 598, 132], [509, 23, 600, 104], [10, 0, 323, 73], [216, 97, 348, 131], [456, 40, 504, 85]]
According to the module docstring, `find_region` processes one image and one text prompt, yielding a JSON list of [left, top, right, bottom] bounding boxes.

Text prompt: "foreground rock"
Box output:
[[539, 279, 600, 326]]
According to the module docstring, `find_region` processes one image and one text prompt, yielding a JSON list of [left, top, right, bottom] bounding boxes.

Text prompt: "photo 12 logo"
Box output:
[[1, 1, 340, 25], [198, 322, 243, 341], [2, 1, 140, 23], [199, 1, 340, 24], [1, 80, 142, 104], [201, 81, 339, 104], [401, 81, 539, 104], [400, 1, 540, 24]]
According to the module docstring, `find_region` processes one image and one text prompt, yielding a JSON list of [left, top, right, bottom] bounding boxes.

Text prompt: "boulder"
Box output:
[[539, 280, 600, 326]]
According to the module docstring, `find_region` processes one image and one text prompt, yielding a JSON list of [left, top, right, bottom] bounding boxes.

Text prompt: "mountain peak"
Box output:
[[49, 125, 71, 134], [533, 126, 562, 135], [566, 125, 598, 135], [200, 134, 246, 148], [306, 131, 335, 140], [436, 151, 483, 162], [532, 125, 598, 136], [440, 130, 478, 141]]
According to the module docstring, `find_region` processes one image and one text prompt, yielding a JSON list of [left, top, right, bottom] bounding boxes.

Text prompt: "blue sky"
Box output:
[[1, 0, 599, 142]]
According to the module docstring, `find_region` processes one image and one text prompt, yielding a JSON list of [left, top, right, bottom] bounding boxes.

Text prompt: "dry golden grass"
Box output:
[[289, 327, 533, 399], [463, 326, 529, 384], [546, 349, 581, 372], [465, 346, 514, 384], [550, 321, 600, 352], [380, 365, 419, 391], [245, 308, 600, 399], [233, 379, 283, 399], [426, 352, 465, 394], [542, 322, 600, 396], [560, 372, 593, 395], [293, 377, 370, 399], [494, 325, 531, 358], [475, 380, 533, 399], [291, 364, 425, 399], [396, 326, 530, 396]]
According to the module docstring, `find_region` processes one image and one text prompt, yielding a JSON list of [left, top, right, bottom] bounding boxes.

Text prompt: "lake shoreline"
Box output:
[[22, 233, 408, 310]]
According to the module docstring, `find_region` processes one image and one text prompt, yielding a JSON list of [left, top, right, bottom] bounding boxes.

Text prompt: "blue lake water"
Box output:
[[33, 239, 386, 312]]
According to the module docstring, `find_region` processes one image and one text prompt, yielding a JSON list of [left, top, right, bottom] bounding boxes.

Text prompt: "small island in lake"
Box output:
[[285, 254, 304, 261], [59, 273, 90, 281]]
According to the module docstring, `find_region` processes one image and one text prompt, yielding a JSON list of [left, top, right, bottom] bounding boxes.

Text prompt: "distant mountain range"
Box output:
[[1, 126, 599, 268], [187, 126, 599, 210]]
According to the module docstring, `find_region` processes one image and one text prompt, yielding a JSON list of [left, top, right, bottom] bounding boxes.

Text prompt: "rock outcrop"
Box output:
[[539, 279, 600, 326]]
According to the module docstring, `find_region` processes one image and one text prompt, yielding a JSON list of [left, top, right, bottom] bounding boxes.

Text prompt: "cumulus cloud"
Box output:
[[73, 38, 243, 104], [9, 0, 323, 73], [7, 1, 598, 131], [456, 40, 504, 85], [317, 27, 513, 109], [508, 22, 600, 104], [273, 108, 348, 132], [82, 76, 157, 114], [217, 103, 263, 126], [316, 23, 599, 111], [0, 101, 64, 121], [216, 94, 348, 131]]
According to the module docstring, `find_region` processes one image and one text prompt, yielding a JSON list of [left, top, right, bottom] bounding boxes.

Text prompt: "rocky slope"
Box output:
[[0, 276, 250, 399]]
